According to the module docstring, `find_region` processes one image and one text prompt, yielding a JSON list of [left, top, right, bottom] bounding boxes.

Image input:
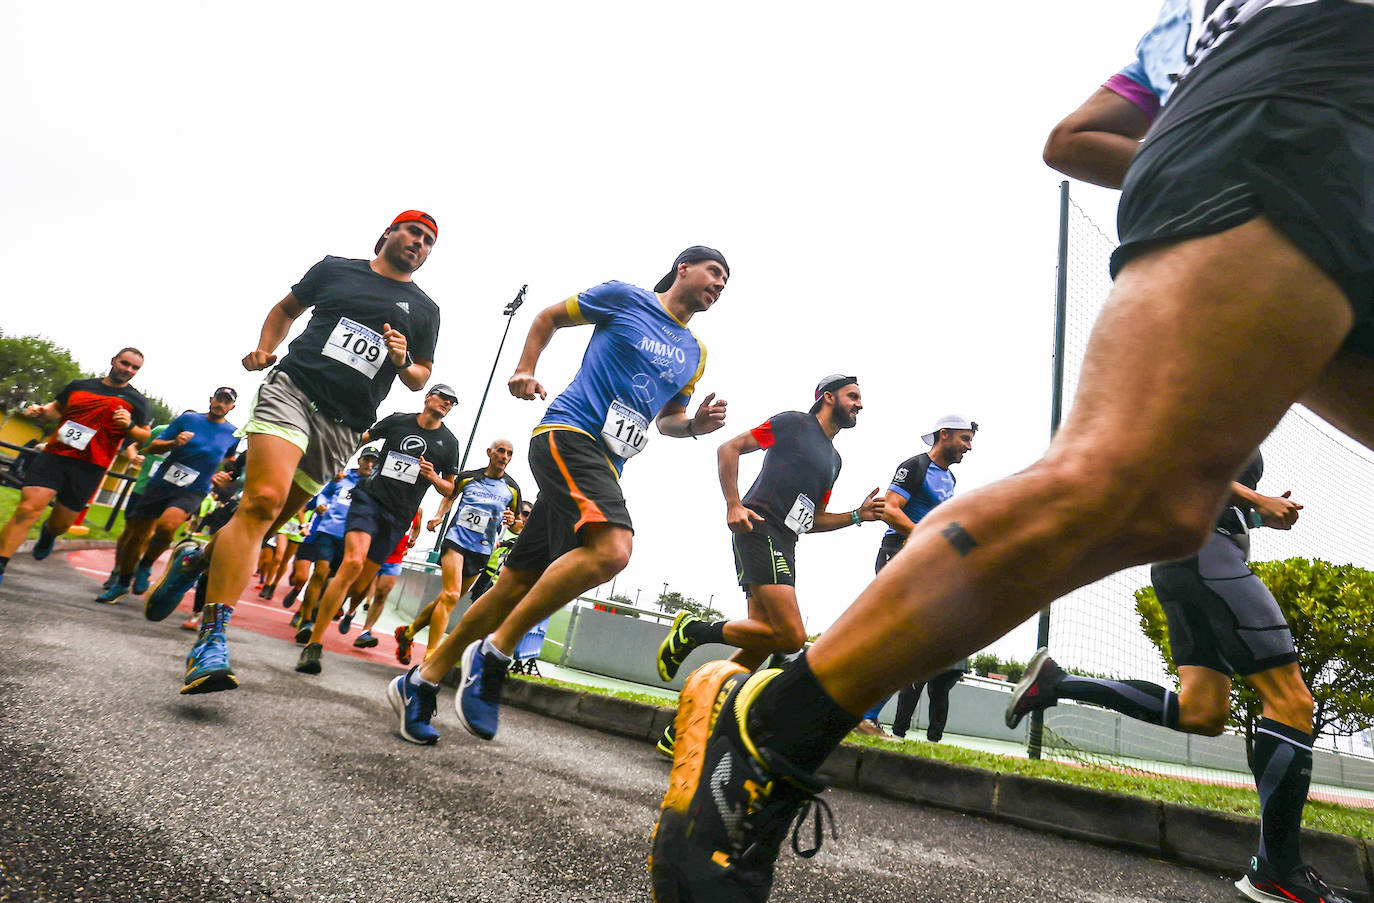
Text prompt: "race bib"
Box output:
[[161, 463, 200, 488], [457, 506, 492, 534], [322, 317, 385, 379], [382, 451, 420, 484], [601, 399, 649, 459], [57, 420, 96, 451], [784, 493, 816, 534]]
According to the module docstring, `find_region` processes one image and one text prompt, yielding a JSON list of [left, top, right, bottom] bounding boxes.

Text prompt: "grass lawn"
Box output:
[[0, 486, 126, 542], [512, 673, 1374, 840]]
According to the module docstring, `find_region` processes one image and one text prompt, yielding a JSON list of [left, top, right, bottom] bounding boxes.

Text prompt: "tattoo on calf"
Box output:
[[940, 522, 978, 556]]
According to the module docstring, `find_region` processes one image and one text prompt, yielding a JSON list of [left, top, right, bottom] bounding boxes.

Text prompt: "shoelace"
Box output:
[[479, 656, 507, 703], [414, 684, 437, 721], [740, 783, 836, 863], [789, 795, 836, 859]]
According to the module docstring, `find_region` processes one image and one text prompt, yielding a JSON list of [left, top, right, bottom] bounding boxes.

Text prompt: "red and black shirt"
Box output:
[[743, 411, 842, 535], [45, 378, 152, 469]]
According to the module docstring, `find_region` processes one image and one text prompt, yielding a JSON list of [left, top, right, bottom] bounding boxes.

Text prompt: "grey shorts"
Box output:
[[240, 369, 363, 495], [1150, 531, 1297, 677]]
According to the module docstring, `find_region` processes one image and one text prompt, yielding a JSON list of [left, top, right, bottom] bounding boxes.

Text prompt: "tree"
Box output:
[[1136, 557, 1374, 755], [656, 590, 724, 622], [0, 331, 85, 412]]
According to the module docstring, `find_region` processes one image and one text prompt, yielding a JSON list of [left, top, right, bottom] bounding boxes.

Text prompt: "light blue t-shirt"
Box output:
[[538, 281, 707, 474], [444, 469, 521, 554], [1107, 0, 1191, 119], [313, 468, 363, 538], [149, 412, 239, 495]]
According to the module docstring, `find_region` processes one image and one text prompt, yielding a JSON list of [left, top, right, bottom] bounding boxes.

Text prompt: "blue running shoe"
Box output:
[[101, 568, 119, 590], [388, 667, 440, 745], [32, 527, 57, 560], [131, 563, 154, 595], [146, 541, 206, 622], [181, 603, 237, 694], [455, 639, 506, 741], [95, 578, 130, 604]]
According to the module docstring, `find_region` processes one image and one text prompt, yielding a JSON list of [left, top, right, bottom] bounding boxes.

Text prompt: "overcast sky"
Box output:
[[4, 1, 1173, 661]]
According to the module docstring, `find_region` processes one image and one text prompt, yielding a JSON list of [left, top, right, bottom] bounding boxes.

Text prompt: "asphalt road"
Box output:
[[0, 552, 1244, 902]]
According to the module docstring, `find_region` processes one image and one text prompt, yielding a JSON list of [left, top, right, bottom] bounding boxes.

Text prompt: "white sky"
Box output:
[[2, 1, 1165, 662]]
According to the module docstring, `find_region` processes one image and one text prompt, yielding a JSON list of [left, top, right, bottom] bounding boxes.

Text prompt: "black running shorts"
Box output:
[[1150, 531, 1297, 677], [23, 451, 105, 511], [128, 483, 202, 520], [343, 488, 410, 566], [441, 540, 488, 579], [504, 429, 632, 574], [732, 524, 797, 590]]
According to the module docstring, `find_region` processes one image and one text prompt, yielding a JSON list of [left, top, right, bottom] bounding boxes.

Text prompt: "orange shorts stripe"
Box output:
[[547, 431, 608, 532]]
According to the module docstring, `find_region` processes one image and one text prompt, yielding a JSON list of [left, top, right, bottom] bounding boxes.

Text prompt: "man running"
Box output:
[[101, 418, 171, 591], [653, 376, 883, 754], [148, 211, 441, 695], [0, 348, 152, 587], [288, 455, 375, 634], [342, 509, 420, 641], [396, 438, 522, 665], [863, 415, 976, 740], [387, 246, 730, 746], [648, 5, 1374, 902], [97, 388, 239, 604], [466, 498, 533, 601], [295, 386, 459, 675]]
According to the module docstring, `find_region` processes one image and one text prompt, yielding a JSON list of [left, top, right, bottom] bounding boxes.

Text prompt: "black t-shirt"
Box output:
[[356, 412, 460, 523], [742, 411, 842, 536], [1217, 450, 1264, 537], [278, 256, 441, 431]]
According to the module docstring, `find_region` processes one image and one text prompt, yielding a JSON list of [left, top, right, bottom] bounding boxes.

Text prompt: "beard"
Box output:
[[384, 240, 421, 274]]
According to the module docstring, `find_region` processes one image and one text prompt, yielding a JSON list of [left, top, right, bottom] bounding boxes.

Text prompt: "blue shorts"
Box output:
[[344, 488, 410, 566], [298, 532, 346, 571], [378, 561, 403, 577]]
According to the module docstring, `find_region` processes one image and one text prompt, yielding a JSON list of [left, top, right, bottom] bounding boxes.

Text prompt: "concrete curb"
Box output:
[[16, 538, 118, 554], [502, 676, 1373, 902]]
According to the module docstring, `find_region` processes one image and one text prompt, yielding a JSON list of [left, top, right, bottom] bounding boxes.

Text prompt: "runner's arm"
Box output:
[[812, 488, 885, 533], [657, 392, 727, 439], [243, 293, 308, 371], [507, 301, 580, 400], [879, 489, 919, 537], [22, 400, 64, 421], [1231, 482, 1302, 529], [1043, 86, 1153, 189], [428, 492, 455, 530], [717, 431, 765, 533]]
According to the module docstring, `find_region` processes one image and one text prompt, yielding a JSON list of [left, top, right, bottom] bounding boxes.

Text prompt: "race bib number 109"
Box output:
[[323, 317, 385, 379]]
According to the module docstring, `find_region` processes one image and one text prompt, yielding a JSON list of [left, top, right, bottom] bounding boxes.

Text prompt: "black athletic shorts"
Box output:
[[1114, 2, 1374, 357], [732, 524, 797, 590], [875, 538, 902, 574], [505, 429, 632, 574], [1150, 531, 1297, 677], [128, 483, 202, 520], [343, 488, 409, 566], [441, 540, 488, 579], [298, 532, 345, 571], [23, 451, 105, 511]]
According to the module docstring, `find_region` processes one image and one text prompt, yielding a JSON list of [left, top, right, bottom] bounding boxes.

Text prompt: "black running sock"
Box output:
[[138, 551, 159, 569], [1053, 675, 1180, 728], [38, 524, 57, 542], [0, 556, 8, 574], [744, 653, 861, 773], [1251, 718, 1313, 874], [683, 619, 727, 645]]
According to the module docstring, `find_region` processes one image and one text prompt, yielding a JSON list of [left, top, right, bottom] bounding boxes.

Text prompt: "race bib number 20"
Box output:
[[457, 506, 492, 534], [323, 317, 385, 379]]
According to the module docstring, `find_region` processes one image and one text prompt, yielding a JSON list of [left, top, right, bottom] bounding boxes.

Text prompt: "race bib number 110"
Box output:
[[601, 400, 649, 459]]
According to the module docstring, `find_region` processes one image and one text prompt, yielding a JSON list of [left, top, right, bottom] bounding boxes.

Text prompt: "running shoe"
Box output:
[[656, 721, 676, 758], [649, 662, 834, 903], [353, 630, 378, 649], [32, 527, 57, 560], [1236, 856, 1354, 903], [131, 563, 153, 595], [338, 612, 353, 634], [180, 614, 199, 631], [282, 586, 300, 609], [181, 603, 237, 694], [851, 718, 884, 737], [295, 642, 323, 675], [656, 610, 702, 682], [455, 639, 506, 741], [95, 577, 130, 604], [1004, 647, 1065, 729], [387, 667, 440, 745], [257, 584, 272, 600], [294, 621, 314, 645], [145, 541, 206, 622], [394, 625, 413, 665], [101, 568, 119, 590]]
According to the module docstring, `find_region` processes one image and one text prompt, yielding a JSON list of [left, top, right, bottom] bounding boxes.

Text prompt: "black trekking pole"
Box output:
[[432, 285, 526, 554]]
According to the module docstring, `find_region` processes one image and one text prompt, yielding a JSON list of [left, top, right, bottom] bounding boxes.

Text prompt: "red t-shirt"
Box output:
[[44, 378, 152, 469], [385, 511, 421, 564]]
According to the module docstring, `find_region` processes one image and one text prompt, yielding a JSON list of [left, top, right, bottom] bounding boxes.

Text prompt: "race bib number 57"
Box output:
[[323, 317, 385, 379], [382, 451, 420, 484]]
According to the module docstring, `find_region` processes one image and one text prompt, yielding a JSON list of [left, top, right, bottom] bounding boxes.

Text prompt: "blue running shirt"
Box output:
[[1105, 0, 1190, 121], [538, 281, 707, 474], [149, 412, 239, 495], [313, 468, 364, 538], [882, 452, 956, 544], [444, 469, 522, 554]]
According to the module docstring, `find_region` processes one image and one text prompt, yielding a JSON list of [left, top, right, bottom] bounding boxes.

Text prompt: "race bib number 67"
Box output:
[[323, 317, 385, 379]]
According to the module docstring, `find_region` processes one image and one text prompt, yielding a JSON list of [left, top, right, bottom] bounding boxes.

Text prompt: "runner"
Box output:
[[343, 509, 420, 640], [648, 4, 1374, 901], [653, 376, 883, 755], [295, 386, 460, 675], [101, 418, 171, 590], [466, 498, 533, 602], [96, 388, 239, 604], [0, 348, 152, 588], [290, 453, 377, 637], [260, 505, 312, 600], [395, 438, 522, 665], [147, 211, 441, 695], [387, 246, 730, 746]]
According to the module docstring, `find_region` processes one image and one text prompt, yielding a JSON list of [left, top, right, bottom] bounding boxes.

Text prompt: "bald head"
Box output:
[[486, 438, 515, 476]]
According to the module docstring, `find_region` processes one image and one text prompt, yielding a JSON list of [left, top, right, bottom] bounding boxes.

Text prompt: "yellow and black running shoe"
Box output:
[[656, 610, 702, 682], [655, 721, 677, 758]]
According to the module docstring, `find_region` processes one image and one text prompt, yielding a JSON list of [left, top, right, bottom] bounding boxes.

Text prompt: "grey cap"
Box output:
[[427, 383, 458, 402], [809, 373, 858, 415], [358, 445, 382, 460]]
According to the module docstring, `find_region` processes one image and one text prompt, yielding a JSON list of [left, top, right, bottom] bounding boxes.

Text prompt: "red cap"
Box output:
[[375, 210, 437, 254]]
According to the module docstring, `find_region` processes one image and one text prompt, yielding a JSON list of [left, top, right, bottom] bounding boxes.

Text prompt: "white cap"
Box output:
[[921, 414, 978, 447]]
